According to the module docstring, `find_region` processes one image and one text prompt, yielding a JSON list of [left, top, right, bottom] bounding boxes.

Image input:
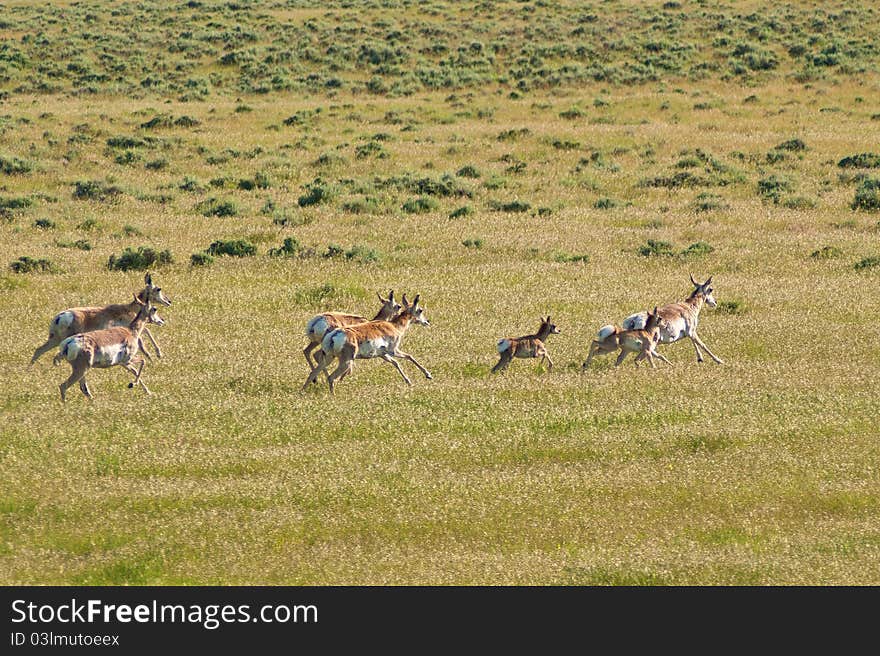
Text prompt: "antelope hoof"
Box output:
[[425, 372, 433, 380]]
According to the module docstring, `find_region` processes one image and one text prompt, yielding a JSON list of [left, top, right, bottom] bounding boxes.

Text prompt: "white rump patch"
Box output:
[[597, 325, 616, 340], [497, 338, 511, 353], [306, 316, 330, 340], [52, 311, 75, 337], [622, 312, 647, 331], [60, 336, 82, 362], [322, 329, 347, 354]]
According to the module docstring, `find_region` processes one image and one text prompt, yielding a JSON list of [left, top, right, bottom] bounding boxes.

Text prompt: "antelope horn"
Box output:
[[689, 273, 699, 286], [145, 272, 153, 286], [706, 275, 713, 285], [377, 290, 386, 302], [413, 294, 421, 306]]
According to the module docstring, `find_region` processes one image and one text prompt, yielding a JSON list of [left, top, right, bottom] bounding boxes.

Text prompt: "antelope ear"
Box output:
[[145, 273, 153, 286], [705, 275, 713, 286], [388, 290, 395, 302], [401, 293, 409, 307]]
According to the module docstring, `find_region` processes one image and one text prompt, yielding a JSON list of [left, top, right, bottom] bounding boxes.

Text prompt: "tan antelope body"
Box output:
[[30, 273, 171, 365], [583, 307, 672, 369], [53, 296, 159, 401], [492, 316, 560, 373], [621, 275, 723, 364], [303, 294, 431, 393], [302, 291, 401, 369]]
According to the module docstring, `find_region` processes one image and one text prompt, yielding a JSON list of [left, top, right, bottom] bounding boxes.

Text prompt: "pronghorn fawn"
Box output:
[[582, 307, 672, 369], [302, 294, 432, 393], [622, 274, 723, 364], [53, 295, 161, 401], [492, 316, 560, 373], [31, 273, 172, 365], [302, 290, 402, 370]]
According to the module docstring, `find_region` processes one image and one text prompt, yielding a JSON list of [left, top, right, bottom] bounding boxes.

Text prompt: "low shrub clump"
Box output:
[[838, 153, 880, 169], [10, 256, 57, 274], [402, 196, 439, 213], [206, 239, 257, 257], [190, 252, 215, 267], [107, 246, 173, 271], [196, 197, 239, 217], [73, 180, 123, 201], [638, 239, 676, 257], [811, 246, 842, 259], [298, 179, 337, 207], [852, 178, 880, 211]]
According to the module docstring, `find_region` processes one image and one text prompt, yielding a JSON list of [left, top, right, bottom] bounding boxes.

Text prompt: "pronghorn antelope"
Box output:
[[582, 307, 672, 369], [302, 294, 432, 393], [53, 295, 160, 401], [30, 273, 172, 365], [492, 316, 560, 373], [302, 290, 402, 369], [621, 274, 723, 364]]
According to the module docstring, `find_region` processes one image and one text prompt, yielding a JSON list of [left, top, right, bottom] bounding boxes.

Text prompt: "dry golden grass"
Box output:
[[1, 75, 879, 584]]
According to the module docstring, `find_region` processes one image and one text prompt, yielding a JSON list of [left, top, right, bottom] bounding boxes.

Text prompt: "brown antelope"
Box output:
[[53, 295, 160, 401], [302, 290, 402, 369], [30, 273, 172, 365], [582, 307, 672, 369], [621, 274, 723, 364], [302, 294, 432, 393], [492, 316, 560, 373]]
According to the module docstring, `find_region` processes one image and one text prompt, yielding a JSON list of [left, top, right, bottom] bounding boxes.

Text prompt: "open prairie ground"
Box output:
[[1, 0, 879, 584]]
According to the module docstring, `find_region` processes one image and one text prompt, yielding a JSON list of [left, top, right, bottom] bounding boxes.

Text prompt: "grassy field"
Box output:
[[1, 0, 879, 585]]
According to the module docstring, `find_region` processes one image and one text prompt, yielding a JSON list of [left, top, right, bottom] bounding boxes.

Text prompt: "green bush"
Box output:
[[681, 241, 714, 257], [107, 246, 173, 271], [852, 178, 880, 211], [33, 218, 55, 229], [0, 155, 33, 174], [402, 196, 438, 213], [298, 179, 337, 207], [196, 197, 239, 217], [268, 237, 305, 257], [757, 175, 794, 203], [490, 200, 531, 213], [594, 197, 617, 210], [190, 252, 215, 267], [206, 239, 256, 257], [775, 138, 807, 152], [73, 180, 123, 201], [638, 239, 675, 257], [462, 238, 483, 249], [456, 165, 481, 178], [449, 205, 473, 219], [838, 153, 880, 169], [854, 256, 880, 271], [10, 256, 57, 274]]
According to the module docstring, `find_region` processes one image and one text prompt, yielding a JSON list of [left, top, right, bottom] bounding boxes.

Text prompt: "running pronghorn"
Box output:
[[492, 316, 560, 373], [302, 290, 401, 369], [302, 294, 432, 393], [30, 273, 171, 365], [53, 295, 161, 401], [582, 307, 672, 369], [621, 274, 723, 364]]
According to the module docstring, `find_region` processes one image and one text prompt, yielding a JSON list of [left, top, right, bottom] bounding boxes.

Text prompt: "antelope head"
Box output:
[[131, 293, 162, 326], [143, 272, 172, 307], [539, 315, 561, 336], [376, 289, 403, 320], [401, 294, 431, 326], [689, 274, 717, 308]]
